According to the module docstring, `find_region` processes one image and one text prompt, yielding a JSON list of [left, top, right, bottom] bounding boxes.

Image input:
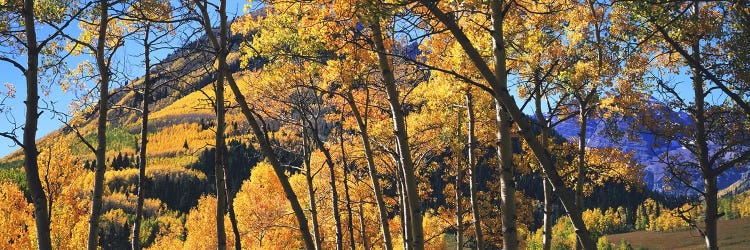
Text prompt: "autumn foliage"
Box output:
[[0, 0, 749, 250]]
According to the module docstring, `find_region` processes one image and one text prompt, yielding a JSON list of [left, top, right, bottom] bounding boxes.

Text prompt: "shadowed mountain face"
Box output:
[[99, 32, 251, 130], [553, 100, 750, 194]]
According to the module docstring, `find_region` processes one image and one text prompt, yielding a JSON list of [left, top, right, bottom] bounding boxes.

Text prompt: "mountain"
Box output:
[[0, 29, 261, 213], [553, 99, 750, 194]]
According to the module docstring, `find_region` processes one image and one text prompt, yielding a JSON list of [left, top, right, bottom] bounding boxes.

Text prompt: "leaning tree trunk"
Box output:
[[21, 0, 53, 248], [419, 1, 596, 248], [217, 35, 317, 250], [466, 92, 484, 250], [370, 18, 424, 250], [224, 63, 316, 250], [345, 91, 393, 250], [132, 27, 151, 250], [196, 1, 316, 248], [87, 1, 110, 248]]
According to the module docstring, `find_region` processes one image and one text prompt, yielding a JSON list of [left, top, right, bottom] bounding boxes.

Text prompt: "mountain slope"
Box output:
[[553, 101, 750, 193]]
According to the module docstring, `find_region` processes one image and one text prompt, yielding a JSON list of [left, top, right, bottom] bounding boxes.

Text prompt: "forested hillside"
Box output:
[[0, 0, 748, 250]]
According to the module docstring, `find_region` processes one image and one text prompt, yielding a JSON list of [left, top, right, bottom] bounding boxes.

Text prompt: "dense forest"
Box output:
[[0, 0, 749, 249]]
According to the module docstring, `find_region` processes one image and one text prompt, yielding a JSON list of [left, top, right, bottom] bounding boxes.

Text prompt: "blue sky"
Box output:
[[0, 0, 250, 158]]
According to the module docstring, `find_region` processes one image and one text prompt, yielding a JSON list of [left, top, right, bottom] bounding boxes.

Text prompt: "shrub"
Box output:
[[597, 236, 613, 250]]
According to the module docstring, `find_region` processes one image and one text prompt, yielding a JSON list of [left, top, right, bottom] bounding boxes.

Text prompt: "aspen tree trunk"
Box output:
[[87, 1, 110, 248], [542, 179, 554, 250], [455, 164, 464, 250], [538, 129, 554, 250], [534, 83, 553, 250], [226, 174, 241, 250], [219, 5, 241, 248], [391, 143, 412, 249], [489, 1, 518, 249], [575, 108, 587, 207], [494, 98, 518, 250], [398, 175, 411, 249], [455, 111, 464, 250], [690, 27, 717, 250], [359, 201, 370, 250], [694, 70, 719, 250], [575, 104, 588, 250], [303, 130, 324, 250], [370, 19, 424, 250], [576, 3, 602, 248], [575, 104, 587, 250], [22, 0, 53, 248], [419, 1, 595, 248], [345, 91, 393, 250], [214, 40, 229, 250], [466, 92, 484, 250], [344, 179, 355, 250], [340, 129, 357, 250], [392, 156, 412, 249], [212, 1, 231, 248], [310, 132, 344, 250], [132, 27, 151, 250], [703, 176, 718, 250]]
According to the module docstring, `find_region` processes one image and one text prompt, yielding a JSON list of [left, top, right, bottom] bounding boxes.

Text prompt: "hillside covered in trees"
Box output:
[[0, 0, 749, 250]]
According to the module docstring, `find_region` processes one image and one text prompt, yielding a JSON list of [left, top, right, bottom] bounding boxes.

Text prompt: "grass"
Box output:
[[607, 217, 750, 250], [70, 127, 137, 156], [0, 167, 26, 191], [0, 158, 23, 169], [0, 159, 26, 191]]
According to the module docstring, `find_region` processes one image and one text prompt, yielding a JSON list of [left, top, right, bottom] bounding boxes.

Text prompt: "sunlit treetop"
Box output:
[[125, 0, 174, 33]]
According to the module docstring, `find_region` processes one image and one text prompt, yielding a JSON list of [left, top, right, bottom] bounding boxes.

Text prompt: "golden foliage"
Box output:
[[233, 162, 305, 249], [35, 144, 91, 249], [101, 192, 164, 218], [423, 212, 450, 250], [739, 195, 750, 218], [145, 214, 186, 250], [0, 182, 35, 249], [582, 208, 627, 236], [147, 123, 214, 157], [183, 195, 235, 250], [635, 198, 691, 232]]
